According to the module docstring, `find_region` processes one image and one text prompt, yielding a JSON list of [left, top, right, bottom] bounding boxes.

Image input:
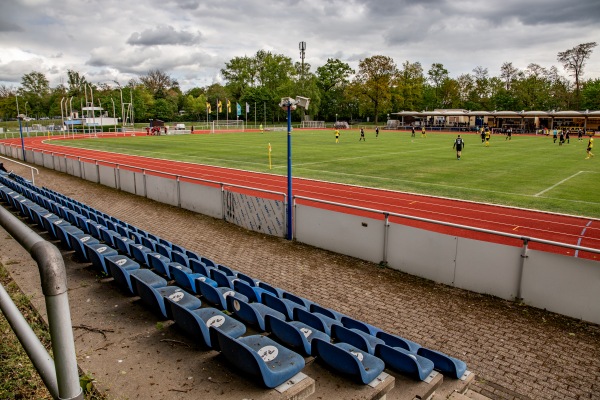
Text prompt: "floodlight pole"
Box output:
[[17, 115, 26, 161], [286, 100, 293, 240]]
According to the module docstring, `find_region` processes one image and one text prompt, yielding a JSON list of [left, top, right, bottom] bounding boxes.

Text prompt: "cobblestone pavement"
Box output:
[[6, 163, 600, 400]]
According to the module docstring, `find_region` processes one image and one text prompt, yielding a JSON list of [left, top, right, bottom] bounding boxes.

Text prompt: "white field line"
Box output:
[[534, 171, 596, 197]]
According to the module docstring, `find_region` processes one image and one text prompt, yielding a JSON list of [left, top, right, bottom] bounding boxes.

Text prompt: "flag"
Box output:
[[227, 99, 231, 113], [236, 103, 241, 116], [206, 102, 211, 113], [217, 100, 222, 112], [246, 102, 250, 113]]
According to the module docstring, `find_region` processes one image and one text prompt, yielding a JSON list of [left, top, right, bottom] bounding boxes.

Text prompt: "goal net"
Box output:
[[213, 120, 245, 132], [300, 121, 325, 128]]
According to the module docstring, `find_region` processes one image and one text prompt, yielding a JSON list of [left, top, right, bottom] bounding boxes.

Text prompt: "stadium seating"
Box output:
[[375, 344, 434, 381], [84, 242, 119, 275], [311, 337, 385, 385], [417, 347, 468, 379], [226, 296, 285, 332], [265, 314, 329, 356], [210, 327, 306, 389], [262, 292, 306, 320], [331, 324, 384, 355], [168, 300, 245, 349], [294, 308, 341, 336], [104, 255, 141, 295], [376, 331, 422, 353], [196, 279, 247, 311]]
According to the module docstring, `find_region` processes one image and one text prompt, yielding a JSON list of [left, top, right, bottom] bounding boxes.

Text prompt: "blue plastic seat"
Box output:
[[189, 258, 213, 276], [283, 291, 314, 309], [341, 316, 382, 336], [185, 250, 200, 261], [210, 327, 306, 389], [200, 256, 216, 268], [193, 275, 219, 293], [258, 282, 284, 298], [376, 331, 421, 354], [131, 271, 201, 320], [197, 279, 247, 311], [84, 243, 119, 275], [168, 301, 245, 349], [171, 250, 190, 268], [155, 242, 172, 258], [216, 264, 237, 276], [236, 272, 259, 286], [226, 296, 285, 332], [310, 304, 346, 321], [417, 347, 468, 379], [67, 232, 99, 262], [105, 255, 141, 295], [171, 243, 186, 254], [331, 324, 384, 355], [311, 338, 385, 385], [263, 292, 306, 320], [210, 269, 238, 289], [169, 264, 203, 293], [113, 236, 135, 255], [265, 314, 330, 356], [100, 228, 121, 248], [294, 308, 342, 336], [53, 221, 83, 250], [375, 344, 434, 381], [140, 235, 157, 251], [233, 280, 270, 304], [147, 253, 176, 278], [129, 244, 156, 266]]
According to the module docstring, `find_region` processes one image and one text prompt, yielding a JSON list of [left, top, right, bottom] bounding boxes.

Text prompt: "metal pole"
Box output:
[[0, 206, 83, 400], [516, 239, 529, 301], [111, 98, 117, 133], [286, 101, 293, 240], [0, 283, 59, 399], [18, 117, 26, 161]]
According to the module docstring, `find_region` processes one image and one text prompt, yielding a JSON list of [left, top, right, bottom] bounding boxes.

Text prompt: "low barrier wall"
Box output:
[[1, 141, 599, 325]]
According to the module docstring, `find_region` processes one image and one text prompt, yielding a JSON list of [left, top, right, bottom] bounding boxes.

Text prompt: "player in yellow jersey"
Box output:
[[421, 126, 426, 138], [334, 129, 340, 143], [586, 136, 594, 159], [484, 128, 491, 147]]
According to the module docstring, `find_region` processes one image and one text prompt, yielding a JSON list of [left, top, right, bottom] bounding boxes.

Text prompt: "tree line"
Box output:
[[0, 42, 597, 125]]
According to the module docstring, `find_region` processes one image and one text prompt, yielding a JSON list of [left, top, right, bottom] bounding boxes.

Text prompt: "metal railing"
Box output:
[[0, 155, 39, 185], [0, 205, 83, 400]]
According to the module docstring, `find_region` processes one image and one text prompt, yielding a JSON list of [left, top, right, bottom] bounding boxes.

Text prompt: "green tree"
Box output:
[[557, 42, 597, 107], [395, 61, 425, 111], [581, 79, 600, 110], [427, 63, 449, 108], [352, 55, 398, 124], [315, 58, 354, 121]]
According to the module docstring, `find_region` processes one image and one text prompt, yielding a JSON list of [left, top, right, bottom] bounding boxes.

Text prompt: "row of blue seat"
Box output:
[[0, 172, 469, 389]]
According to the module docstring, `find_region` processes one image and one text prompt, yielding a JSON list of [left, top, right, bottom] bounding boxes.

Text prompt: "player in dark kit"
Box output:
[[453, 135, 465, 160], [359, 128, 366, 141]]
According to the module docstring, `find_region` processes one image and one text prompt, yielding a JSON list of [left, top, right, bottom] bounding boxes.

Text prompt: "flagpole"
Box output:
[[254, 102, 257, 129], [226, 98, 229, 123], [216, 98, 219, 127]]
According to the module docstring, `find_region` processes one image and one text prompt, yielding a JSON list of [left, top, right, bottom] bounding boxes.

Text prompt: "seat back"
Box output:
[[294, 308, 326, 333], [233, 280, 260, 303], [265, 314, 305, 350], [210, 327, 262, 382], [312, 338, 361, 377], [189, 258, 212, 276], [331, 324, 370, 353]]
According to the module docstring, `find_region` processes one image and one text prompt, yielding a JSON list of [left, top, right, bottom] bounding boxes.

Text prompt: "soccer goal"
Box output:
[[213, 120, 245, 132], [301, 121, 325, 128]]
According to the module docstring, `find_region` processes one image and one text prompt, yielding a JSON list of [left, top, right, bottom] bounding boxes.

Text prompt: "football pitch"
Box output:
[[49, 129, 600, 218]]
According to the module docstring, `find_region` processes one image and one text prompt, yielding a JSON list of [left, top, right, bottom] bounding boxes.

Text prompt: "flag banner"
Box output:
[[236, 103, 241, 116], [206, 102, 211, 113], [246, 102, 250, 113], [227, 99, 231, 113], [217, 100, 222, 112]]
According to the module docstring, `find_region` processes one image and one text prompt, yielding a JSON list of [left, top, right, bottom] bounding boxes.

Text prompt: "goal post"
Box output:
[[213, 120, 245, 132], [300, 121, 325, 129]]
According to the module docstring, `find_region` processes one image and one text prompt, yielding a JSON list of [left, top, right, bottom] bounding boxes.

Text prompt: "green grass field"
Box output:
[[48, 129, 600, 218]]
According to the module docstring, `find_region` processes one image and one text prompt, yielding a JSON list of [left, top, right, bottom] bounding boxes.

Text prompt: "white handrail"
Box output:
[[0, 155, 39, 185]]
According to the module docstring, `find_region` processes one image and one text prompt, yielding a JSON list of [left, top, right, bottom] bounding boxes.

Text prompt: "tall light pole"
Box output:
[[299, 41, 306, 91], [17, 114, 26, 161], [24, 101, 29, 136], [279, 96, 310, 240]]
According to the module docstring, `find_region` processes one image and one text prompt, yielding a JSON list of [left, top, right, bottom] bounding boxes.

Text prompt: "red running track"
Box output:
[[3, 135, 599, 261]]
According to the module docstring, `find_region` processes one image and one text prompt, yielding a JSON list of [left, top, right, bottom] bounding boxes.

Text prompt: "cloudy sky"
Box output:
[[1, 0, 599, 91]]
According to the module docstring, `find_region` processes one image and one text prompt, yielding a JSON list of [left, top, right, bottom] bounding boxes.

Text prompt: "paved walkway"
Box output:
[[4, 162, 600, 400]]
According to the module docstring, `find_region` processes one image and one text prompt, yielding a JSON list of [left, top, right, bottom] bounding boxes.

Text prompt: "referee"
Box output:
[[453, 135, 465, 160]]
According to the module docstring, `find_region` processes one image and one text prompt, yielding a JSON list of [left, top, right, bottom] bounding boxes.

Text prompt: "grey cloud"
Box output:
[[127, 25, 202, 46], [0, 20, 23, 32]]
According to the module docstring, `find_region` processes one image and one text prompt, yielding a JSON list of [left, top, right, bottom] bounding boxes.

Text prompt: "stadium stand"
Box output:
[[0, 171, 472, 395]]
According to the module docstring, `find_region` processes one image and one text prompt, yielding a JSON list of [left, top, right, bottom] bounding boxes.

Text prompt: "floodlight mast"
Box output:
[[279, 96, 310, 240]]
